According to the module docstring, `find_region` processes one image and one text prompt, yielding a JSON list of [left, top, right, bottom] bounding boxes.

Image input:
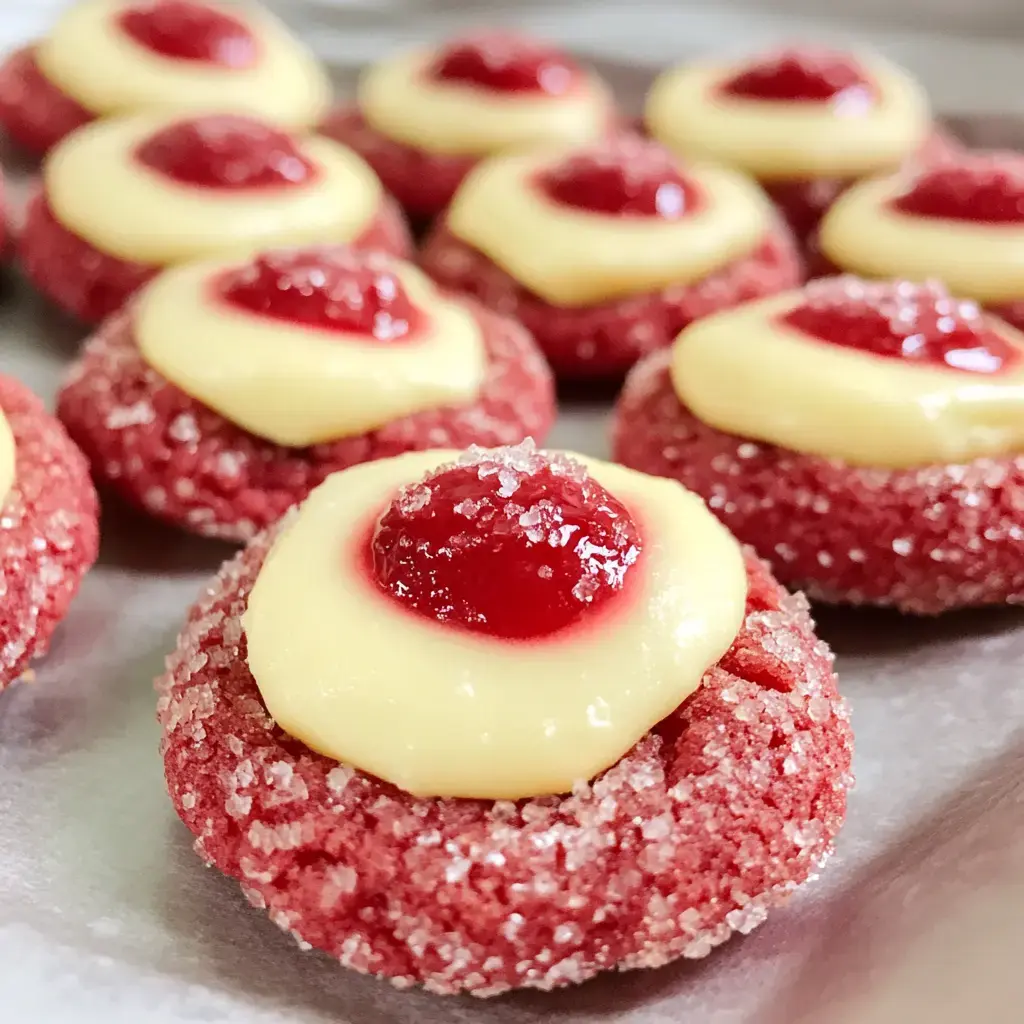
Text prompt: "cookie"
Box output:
[[158, 443, 851, 995], [58, 246, 556, 541], [321, 31, 618, 224], [420, 135, 801, 378], [614, 276, 1024, 612], [0, 374, 99, 691], [0, 0, 330, 157]]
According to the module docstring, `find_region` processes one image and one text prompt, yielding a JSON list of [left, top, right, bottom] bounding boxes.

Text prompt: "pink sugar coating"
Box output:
[[56, 290, 556, 543], [0, 47, 93, 158], [419, 218, 802, 379], [612, 348, 1024, 613], [0, 374, 99, 691], [157, 524, 852, 996], [17, 188, 414, 325], [321, 107, 480, 224]]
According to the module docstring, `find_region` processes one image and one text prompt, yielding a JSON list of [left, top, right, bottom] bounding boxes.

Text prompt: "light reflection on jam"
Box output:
[[721, 47, 874, 113], [427, 32, 581, 96], [218, 248, 423, 339], [135, 114, 315, 189], [537, 138, 702, 218], [118, 0, 257, 68], [370, 442, 643, 640], [780, 276, 1020, 374]]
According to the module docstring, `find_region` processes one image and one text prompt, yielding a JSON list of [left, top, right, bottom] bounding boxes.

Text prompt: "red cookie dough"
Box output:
[[18, 184, 413, 327], [56, 289, 556, 543], [321, 106, 482, 227], [613, 348, 1024, 613], [420, 218, 801, 379], [322, 33, 617, 225], [0, 46, 93, 157], [157, 525, 852, 996], [0, 374, 99, 692]]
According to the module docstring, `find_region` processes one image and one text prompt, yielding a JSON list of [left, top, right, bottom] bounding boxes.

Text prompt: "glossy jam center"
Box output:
[[781, 277, 1021, 373], [538, 140, 702, 218], [721, 48, 873, 106], [371, 443, 643, 641], [118, 0, 256, 67], [428, 33, 580, 95], [218, 249, 423, 338], [890, 160, 1024, 223], [135, 115, 314, 189]]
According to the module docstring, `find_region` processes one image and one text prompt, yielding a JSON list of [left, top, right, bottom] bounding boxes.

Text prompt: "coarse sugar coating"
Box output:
[[157, 523, 852, 996], [16, 188, 414, 326], [419, 218, 802, 378], [0, 47, 93, 158], [320, 107, 481, 226], [0, 374, 99, 691], [56, 300, 556, 543], [612, 348, 1024, 613]]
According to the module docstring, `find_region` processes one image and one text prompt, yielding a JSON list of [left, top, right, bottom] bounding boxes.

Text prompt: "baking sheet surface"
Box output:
[[1, 7, 1024, 1022]]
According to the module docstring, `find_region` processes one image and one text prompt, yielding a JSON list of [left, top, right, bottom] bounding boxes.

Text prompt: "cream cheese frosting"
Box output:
[[243, 448, 747, 799]]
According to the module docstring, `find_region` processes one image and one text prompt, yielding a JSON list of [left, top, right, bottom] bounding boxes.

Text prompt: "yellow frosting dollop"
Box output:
[[670, 286, 1024, 468], [44, 112, 383, 265], [37, 0, 330, 128], [359, 48, 612, 158], [447, 147, 773, 307], [243, 448, 747, 799], [134, 253, 486, 446], [645, 53, 929, 181]]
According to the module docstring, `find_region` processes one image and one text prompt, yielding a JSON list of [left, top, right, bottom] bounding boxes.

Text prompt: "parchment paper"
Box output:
[[1, 3, 1023, 1021]]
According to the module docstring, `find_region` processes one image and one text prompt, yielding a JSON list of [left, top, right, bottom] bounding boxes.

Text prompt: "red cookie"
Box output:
[[0, 47, 92, 157], [644, 46, 951, 247], [817, 149, 1024, 334], [158, 501, 851, 996], [0, 374, 99, 692], [18, 112, 413, 325], [0, 2, 331, 159], [613, 278, 1024, 613], [57, 246, 557, 543], [420, 136, 802, 379], [322, 31, 618, 224]]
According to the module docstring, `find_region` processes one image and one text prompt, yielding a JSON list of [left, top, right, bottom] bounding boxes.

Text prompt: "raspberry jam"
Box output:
[[218, 249, 423, 339], [890, 157, 1024, 223], [427, 32, 581, 95], [135, 115, 315, 189], [118, 1, 256, 68], [370, 442, 643, 641], [781, 277, 1020, 373], [538, 140, 702, 218], [721, 48, 873, 108]]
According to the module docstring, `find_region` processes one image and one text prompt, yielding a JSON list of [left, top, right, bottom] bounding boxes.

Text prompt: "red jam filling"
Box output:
[[118, 1, 257, 68], [537, 140, 702, 218], [370, 442, 643, 641], [427, 32, 581, 96], [890, 157, 1024, 223], [135, 114, 315, 189], [781, 277, 1021, 374], [218, 249, 423, 339], [721, 48, 874, 108]]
